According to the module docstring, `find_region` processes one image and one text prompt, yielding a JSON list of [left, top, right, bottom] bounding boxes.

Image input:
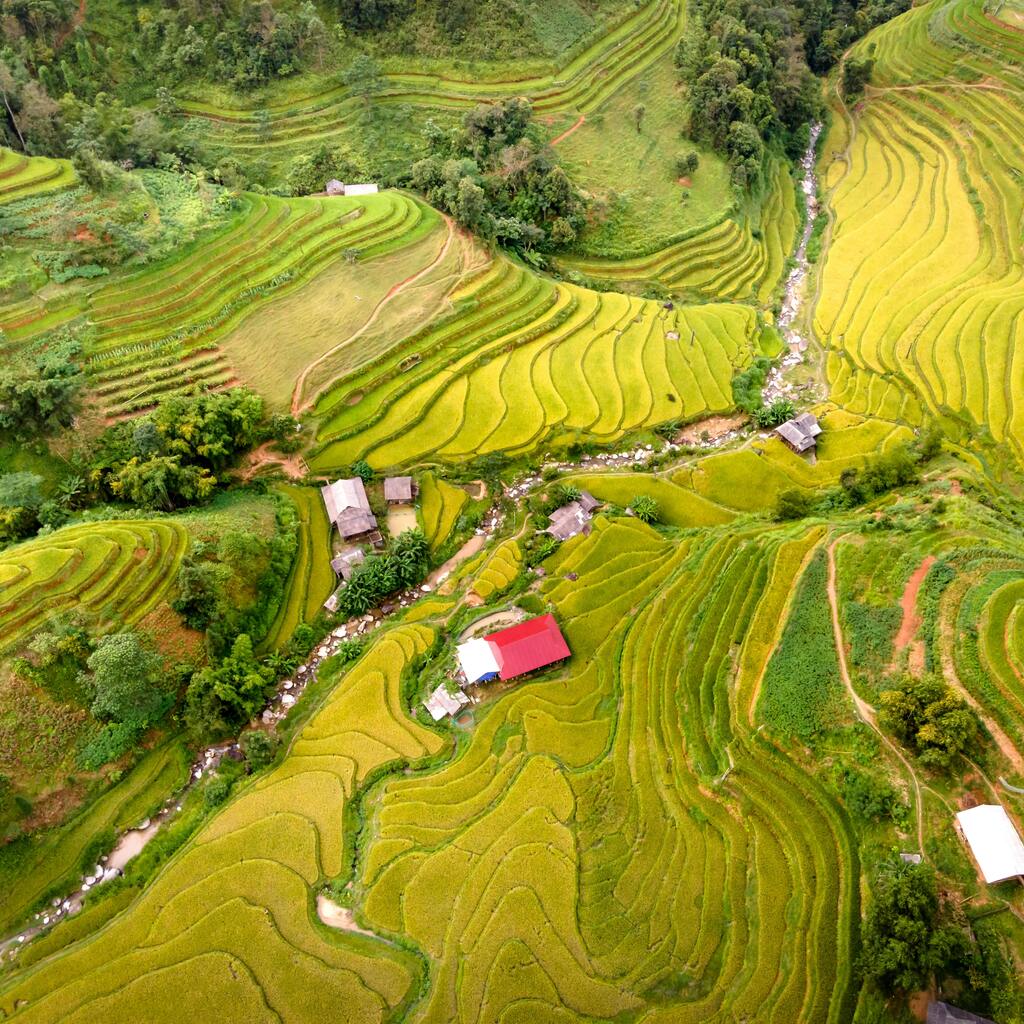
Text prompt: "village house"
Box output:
[[383, 476, 417, 505], [927, 1002, 996, 1024], [321, 477, 381, 545], [775, 412, 822, 454], [455, 613, 571, 686], [330, 548, 365, 581], [545, 491, 601, 542], [325, 179, 379, 197]]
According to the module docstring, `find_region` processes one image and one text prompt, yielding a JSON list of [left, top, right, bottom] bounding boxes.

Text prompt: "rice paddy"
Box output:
[[310, 257, 759, 471], [0, 149, 76, 205], [816, 0, 1024, 463]]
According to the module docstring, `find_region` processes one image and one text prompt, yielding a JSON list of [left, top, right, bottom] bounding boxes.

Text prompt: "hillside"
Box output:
[[1, 0, 1024, 1021]]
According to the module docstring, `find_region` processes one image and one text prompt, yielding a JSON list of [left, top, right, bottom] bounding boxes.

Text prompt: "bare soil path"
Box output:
[[894, 554, 936, 653], [550, 114, 586, 147], [290, 213, 459, 416], [827, 538, 927, 853]]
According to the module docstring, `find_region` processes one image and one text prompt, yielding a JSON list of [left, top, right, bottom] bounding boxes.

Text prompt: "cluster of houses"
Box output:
[[424, 613, 571, 721], [320, 474, 418, 612]]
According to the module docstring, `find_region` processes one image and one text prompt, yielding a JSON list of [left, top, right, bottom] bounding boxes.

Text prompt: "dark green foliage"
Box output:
[[203, 774, 234, 809], [0, 471, 44, 543], [338, 529, 429, 617], [285, 142, 365, 195], [843, 57, 875, 97], [89, 388, 263, 511], [0, 336, 83, 441], [675, 152, 700, 177], [184, 633, 274, 739], [524, 534, 560, 568], [630, 495, 660, 524], [859, 857, 968, 994], [754, 398, 795, 428], [844, 601, 901, 670], [760, 549, 843, 738], [837, 766, 903, 824], [20, 614, 94, 705], [77, 721, 141, 771], [410, 98, 586, 250], [731, 357, 771, 413], [350, 459, 374, 483], [775, 488, 813, 521], [879, 675, 982, 772], [86, 632, 168, 729]]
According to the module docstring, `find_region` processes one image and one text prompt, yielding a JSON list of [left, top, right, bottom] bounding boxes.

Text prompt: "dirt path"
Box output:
[[290, 213, 459, 416], [827, 539, 926, 853], [55, 0, 86, 49], [550, 114, 586, 147], [240, 442, 308, 482], [894, 554, 936, 652]]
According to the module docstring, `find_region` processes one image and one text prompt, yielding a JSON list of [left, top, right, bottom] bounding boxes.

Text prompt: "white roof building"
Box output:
[[456, 637, 500, 684], [423, 683, 469, 722], [956, 804, 1024, 883], [344, 183, 379, 196]]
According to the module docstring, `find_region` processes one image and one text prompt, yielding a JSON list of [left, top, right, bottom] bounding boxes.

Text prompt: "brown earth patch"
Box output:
[[894, 555, 937, 657], [677, 176, 692, 187], [677, 413, 748, 446]]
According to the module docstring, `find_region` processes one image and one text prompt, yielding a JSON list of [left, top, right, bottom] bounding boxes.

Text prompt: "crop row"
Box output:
[[177, 0, 683, 154], [0, 520, 189, 653], [0, 626, 441, 1022], [818, 4, 1024, 465], [559, 158, 797, 302], [418, 473, 468, 552], [310, 259, 757, 471]]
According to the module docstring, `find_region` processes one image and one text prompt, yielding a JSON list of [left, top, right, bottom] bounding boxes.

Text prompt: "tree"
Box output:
[[240, 730, 277, 772], [631, 495, 660, 524], [675, 151, 699, 177], [843, 58, 875, 98], [0, 336, 83, 440], [633, 103, 646, 133], [184, 633, 272, 739], [0, 472, 44, 542], [390, 529, 429, 587], [859, 857, 968, 994], [879, 675, 982, 771], [86, 632, 167, 728], [774, 488, 813, 521], [755, 398, 796, 428], [350, 459, 374, 483], [343, 54, 383, 106]]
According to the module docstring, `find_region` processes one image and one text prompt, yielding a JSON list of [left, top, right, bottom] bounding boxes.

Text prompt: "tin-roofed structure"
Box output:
[[384, 476, 416, 504], [955, 804, 1024, 883], [775, 412, 822, 453], [321, 478, 379, 542], [456, 614, 571, 685], [545, 491, 601, 542], [927, 1002, 995, 1024]]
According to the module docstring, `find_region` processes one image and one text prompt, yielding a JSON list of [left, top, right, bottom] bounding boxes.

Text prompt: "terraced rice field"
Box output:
[[259, 486, 335, 651], [310, 258, 758, 470], [0, 190, 435, 418], [0, 148, 76, 205], [816, 0, 1024, 462], [0, 519, 863, 1023], [418, 473, 468, 551], [0, 627, 441, 1023], [559, 159, 798, 302], [177, 0, 684, 155], [469, 540, 521, 599], [0, 520, 189, 653]]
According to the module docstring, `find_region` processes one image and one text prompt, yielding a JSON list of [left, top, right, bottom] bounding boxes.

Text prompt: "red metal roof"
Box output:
[[487, 614, 570, 680]]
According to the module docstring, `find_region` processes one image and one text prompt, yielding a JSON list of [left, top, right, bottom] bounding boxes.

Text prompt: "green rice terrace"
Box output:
[[2, 0, 1024, 1021]]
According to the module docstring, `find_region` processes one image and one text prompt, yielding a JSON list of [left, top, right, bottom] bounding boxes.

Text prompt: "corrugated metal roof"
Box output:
[[321, 478, 371, 522], [488, 614, 570, 680], [956, 804, 1024, 883], [384, 476, 414, 502], [457, 637, 501, 683]]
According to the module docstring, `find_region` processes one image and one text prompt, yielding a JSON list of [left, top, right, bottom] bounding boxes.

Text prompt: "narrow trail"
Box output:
[[290, 213, 460, 416], [54, 0, 86, 49], [826, 538, 927, 853], [550, 114, 586, 147], [894, 554, 936, 653]]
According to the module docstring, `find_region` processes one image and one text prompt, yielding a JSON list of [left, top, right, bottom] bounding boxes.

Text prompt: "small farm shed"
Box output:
[[456, 613, 571, 685], [331, 548, 365, 580], [456, 637, 501, 685], [955, 804, 1024, 883], [321, 478, 380, 543], [927, 1002, 995, 1024], [343, 182, 379, 196], [384, 476, 416, 504], [423, 683, 470, 721], [775, 412, 822, 453], [325, 179, 345, 195], [546, 491, 601, 542]]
